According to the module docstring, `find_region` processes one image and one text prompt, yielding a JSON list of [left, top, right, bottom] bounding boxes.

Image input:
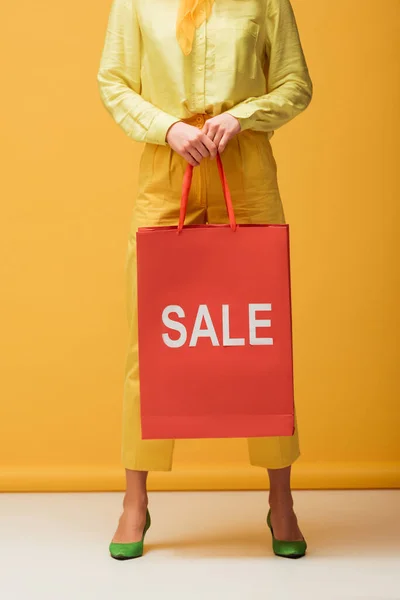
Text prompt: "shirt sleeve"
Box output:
[[225, 0, 313, 133], [97, 0, 180, 145]]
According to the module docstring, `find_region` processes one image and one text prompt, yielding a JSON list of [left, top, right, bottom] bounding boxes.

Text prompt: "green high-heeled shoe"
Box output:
[[267, 509, 307, 559], [109, 509, 151, 560]]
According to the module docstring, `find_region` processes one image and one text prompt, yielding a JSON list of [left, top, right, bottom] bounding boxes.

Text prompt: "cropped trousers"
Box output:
[[121, 114, 300, 471]]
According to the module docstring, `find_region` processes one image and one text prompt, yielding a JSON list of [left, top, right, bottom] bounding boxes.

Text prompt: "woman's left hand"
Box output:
[[202, 113, 241, 154]]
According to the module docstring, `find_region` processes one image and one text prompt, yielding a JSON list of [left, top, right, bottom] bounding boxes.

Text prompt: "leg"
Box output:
[[236, 131, 303, 542], [112, 143, 206, 544], [267, 465, 304, 542], [112, 470, 149, 543], [208, 131, 304, 542], [112, 216, 174, 543], [247, 415, 304, 541]]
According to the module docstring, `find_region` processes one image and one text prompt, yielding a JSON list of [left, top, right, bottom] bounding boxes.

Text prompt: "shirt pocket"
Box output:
[[211, 21, 260, 79]]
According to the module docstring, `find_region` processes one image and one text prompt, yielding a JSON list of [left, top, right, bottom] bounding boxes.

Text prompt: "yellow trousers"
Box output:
[[122, 114, 300, 471]]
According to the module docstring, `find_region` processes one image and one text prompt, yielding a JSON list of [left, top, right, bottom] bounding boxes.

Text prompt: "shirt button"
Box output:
[[198, 65, 204, 71]]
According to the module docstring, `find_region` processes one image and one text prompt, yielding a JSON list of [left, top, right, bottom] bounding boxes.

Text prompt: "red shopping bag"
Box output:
[[137, 154, 295, 440]]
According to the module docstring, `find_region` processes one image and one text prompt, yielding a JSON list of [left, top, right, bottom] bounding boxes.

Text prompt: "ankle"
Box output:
[[123, 493, 148, 512], [269, 491, 294, 510]]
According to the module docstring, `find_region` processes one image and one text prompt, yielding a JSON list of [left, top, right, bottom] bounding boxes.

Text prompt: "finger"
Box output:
[[203, 122, 217, 140], [182, 139, 202, 164], [202, 121, 210, 135], [217, 132, 231, 154], [213, 128, 225, 149], [181, 151, 200, 167], [183, 152, 199, 167], [189, 146, 203, 163], [202, 120, 217, 135], [200, 133, 218, 159], [194, 139, 211, 158]]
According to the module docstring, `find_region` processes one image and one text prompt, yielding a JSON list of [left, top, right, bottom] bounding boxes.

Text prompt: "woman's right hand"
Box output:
[[166, 122, 218, 167]]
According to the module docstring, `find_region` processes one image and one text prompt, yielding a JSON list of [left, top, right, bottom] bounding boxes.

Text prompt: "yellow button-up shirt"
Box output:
[[97, 0, 313, 146]]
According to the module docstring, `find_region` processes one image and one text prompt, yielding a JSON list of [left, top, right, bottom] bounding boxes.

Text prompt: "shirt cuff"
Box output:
[[146, 111, 181, 145], [225, 103, 256, 132]]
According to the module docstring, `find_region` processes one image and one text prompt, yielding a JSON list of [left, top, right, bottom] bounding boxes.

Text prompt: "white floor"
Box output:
[[1, 490, 399, 600]]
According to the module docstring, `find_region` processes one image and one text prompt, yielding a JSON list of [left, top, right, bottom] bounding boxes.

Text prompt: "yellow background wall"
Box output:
[[1, 1, 399, 492]]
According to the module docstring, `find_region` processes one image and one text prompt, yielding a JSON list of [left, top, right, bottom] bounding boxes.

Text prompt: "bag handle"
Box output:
[[178, 153, 237, 233]]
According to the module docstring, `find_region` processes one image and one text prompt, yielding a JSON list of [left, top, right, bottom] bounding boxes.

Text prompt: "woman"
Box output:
[[97, 0, 313, 560]]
